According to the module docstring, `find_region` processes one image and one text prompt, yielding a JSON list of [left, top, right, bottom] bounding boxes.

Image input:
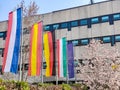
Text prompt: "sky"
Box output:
[[0, 0, 107, 21]]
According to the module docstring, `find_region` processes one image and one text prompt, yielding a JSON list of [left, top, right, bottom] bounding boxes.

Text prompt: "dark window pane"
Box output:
[[72, 40, 78, 46], [103, 37, 110, 43], [44, 25, 50, 31], [113, 14, 120, 20], [91, 18, 99, 24], [71, 21, 78, 27], [102, 16, 109, 22], [53, 24, 59, 30], [81, 39, 89, 45], [115, 35, 120, 42], [61, 22, 68, 28], [80, 19, 87, 25], [0, 32, 6, 38]]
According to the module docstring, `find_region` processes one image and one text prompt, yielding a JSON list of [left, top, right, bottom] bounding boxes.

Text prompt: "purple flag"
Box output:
[[67, 43, 74, 78]]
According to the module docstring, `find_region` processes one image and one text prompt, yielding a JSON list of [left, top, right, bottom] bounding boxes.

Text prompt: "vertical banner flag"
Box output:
[[2, 8, 22, 73], [43, 31, 54, 77], [57, 38, 67, 77], [28, 22, 42, 76], [67, 43, 74, 78]]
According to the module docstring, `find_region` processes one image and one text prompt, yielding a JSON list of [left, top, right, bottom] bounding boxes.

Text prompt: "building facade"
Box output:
[[0, 0, 120, 83]]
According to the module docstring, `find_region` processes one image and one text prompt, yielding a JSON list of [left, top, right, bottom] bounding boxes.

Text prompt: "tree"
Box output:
[[17, 0, 39, 17], [80, 39, 120, 89]]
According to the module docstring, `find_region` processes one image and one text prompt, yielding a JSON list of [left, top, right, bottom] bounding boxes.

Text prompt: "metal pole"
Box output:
[[19, 9, 23, 81], [55, 28, 58, 85], [66, 38, 69, 84], [41, 21, 44, 83]]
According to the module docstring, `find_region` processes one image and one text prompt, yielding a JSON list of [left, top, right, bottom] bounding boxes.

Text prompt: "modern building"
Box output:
[[0, 0, 120, 83]]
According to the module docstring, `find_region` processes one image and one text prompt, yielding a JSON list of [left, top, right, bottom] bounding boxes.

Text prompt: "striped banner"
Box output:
[[43, 31, 54, 77], [57, 38, 67, 77], [67, 43, 74, 78], [2, 8, 22, 73], [28, 22, 42, 76]]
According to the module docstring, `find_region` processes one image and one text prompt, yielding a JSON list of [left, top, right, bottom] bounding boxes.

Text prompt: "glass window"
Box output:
[[115, 35, 120, 42], [113, 14, 120, 20], [44, 25, 50, 31], [101, 16, 109, 22], [61, 22, 68, 28], [72, 40, 78, 46], [80, 19, 87, 25], [103, 37, 111, 43], [23, 28, 30, 34], [0, 48, 3, 55], [81, 39, 89, 45], [71, 21, 78, 27], [0, 32, 4, 37], [91, 18, 99, 24], [53, 24, 59, 30]]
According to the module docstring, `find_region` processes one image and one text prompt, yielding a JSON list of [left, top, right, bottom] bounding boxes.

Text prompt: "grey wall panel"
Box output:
[[99, 1, 112, 15], [67, 30, 72, 40], [70, 8, 79, 20], [79, 6, 89, 19], [90, 4, 100, 17], [42, 13, 53, 25], [114, 21, 120, 35], [101, 23, 114, 36], [112, 0, 120, 13], [71, 27, 79, 40], [91, 24, 101, 37], [0, 21, 7, 32], [74, 46, 80, 60], [60, 29, 67, 39], [55, 30, 61, 40], [79, 26, 89, 39]]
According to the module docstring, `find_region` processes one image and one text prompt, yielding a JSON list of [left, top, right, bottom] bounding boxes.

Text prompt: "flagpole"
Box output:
[[55, 27, 58, 85], [19, 7, 23, 81], [41, 21, 44, 83], [66, 40, 69, 84]]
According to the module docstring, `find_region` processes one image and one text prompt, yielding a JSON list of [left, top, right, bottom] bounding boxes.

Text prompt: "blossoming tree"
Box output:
[[80, 39, 120, 89]]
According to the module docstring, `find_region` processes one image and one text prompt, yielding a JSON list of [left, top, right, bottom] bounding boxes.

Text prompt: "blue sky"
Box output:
[[0, 0, 107, 21]]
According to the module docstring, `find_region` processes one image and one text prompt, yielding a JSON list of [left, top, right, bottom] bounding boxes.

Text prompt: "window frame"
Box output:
[[80, 19, 88, 26], [113, 14, 120, 21], [102, 36, 111, 43], [71, 20, 78, 27], [60, 22, 68, 29], [101, 16, 109, 22], [115, 35, 120, 42], [80, 39, 89, 45], [91, 17, 99, 24]]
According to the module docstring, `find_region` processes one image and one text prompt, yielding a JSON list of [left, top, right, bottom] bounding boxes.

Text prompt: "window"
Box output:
[[43, 62, 47, 69], [0, 49, 2, 55], [44, 25, 50, 31], [61, 22, 68, 28], [113, 14, 120, 20], [0, 48, 3, 57], [72, 40, 79, 46], [0, 32, 6, 38], [81, 39, 89, 45], [80, 19, 87, 26], [23, 28, 30, 34], [71, 21, 78, 27], [103, 37, 111, 43], [53, 24, 59, 30], [24, 64, 29, 70], [101, 16, 109, 22], [91, 18, 99, 24], [115, 35, 120, 42]]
